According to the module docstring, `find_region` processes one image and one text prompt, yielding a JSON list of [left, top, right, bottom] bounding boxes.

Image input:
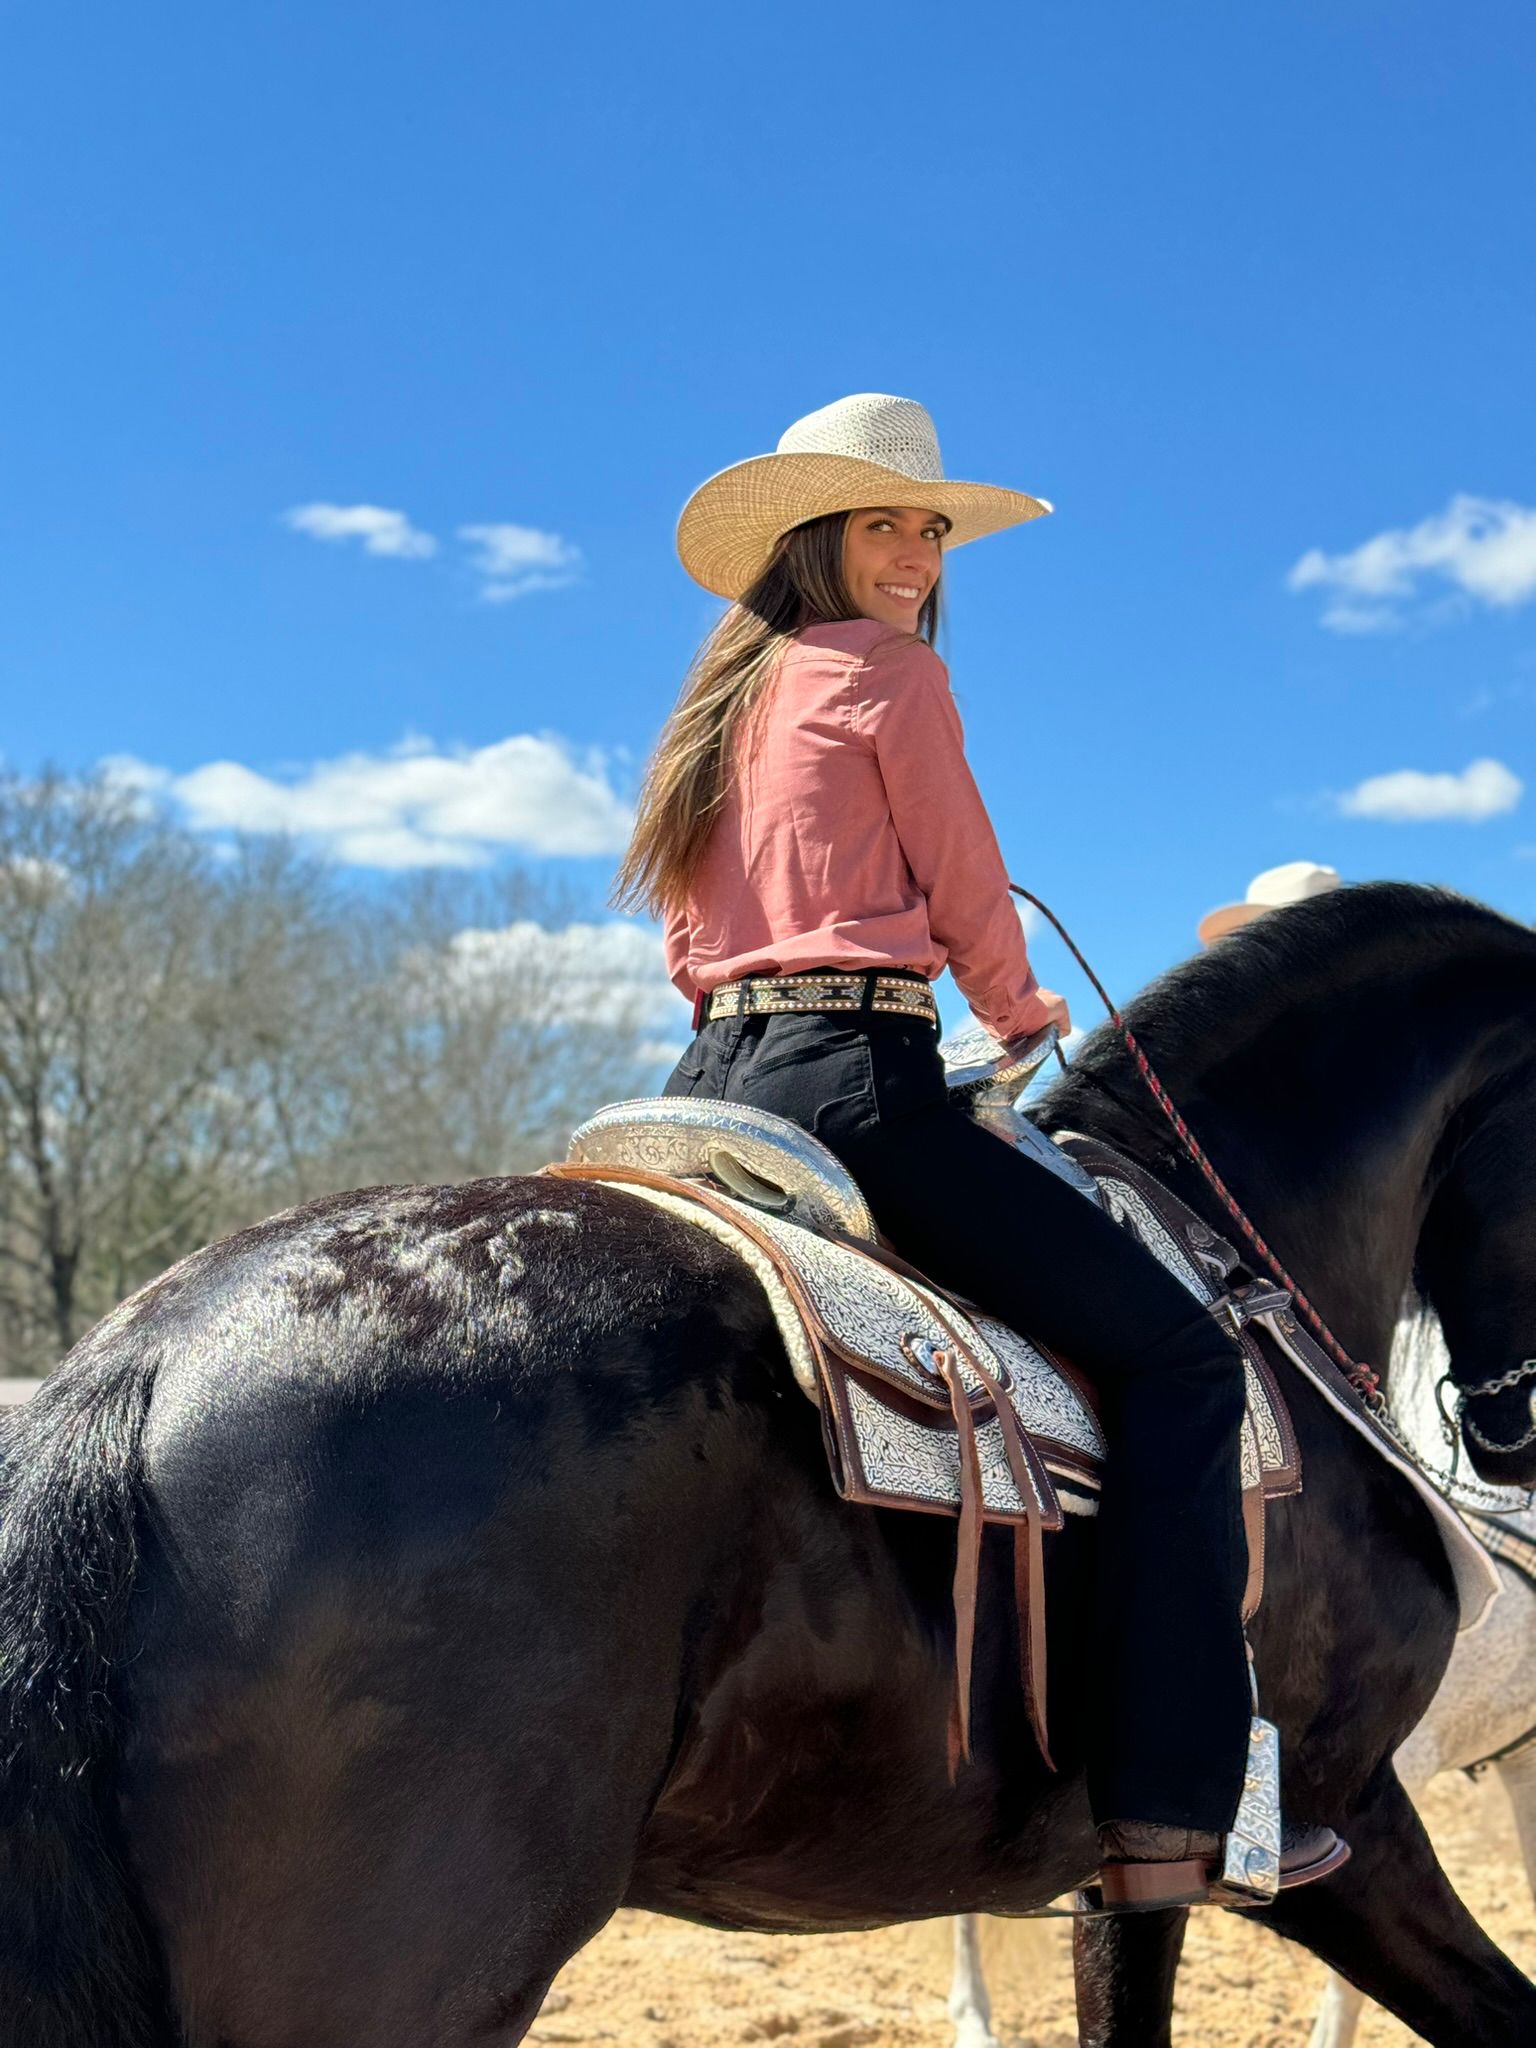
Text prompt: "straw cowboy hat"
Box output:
[[677, 393, 1052, 599], [1198, 861, 1343, 945]]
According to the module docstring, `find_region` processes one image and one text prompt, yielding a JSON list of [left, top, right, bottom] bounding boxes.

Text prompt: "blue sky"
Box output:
[[2, 2, 1532, 1040]]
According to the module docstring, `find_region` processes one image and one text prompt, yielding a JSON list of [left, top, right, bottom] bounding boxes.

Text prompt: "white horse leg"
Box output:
[[948, 1914, 1003, 2048], [1306, 1971, 1368, 2048], [1494, 1743, 1536, 1901]]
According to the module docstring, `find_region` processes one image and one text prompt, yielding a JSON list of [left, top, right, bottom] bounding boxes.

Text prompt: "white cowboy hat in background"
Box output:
[[1198, 861, 1344, 946], [677, 392, 1052, 599]]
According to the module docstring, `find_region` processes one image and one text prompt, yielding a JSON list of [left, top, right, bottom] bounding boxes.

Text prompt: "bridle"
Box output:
[[1449, 1359, 1536, 1458]]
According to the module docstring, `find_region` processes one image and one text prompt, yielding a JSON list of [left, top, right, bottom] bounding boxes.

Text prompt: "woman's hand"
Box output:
[[1032, 988, 1072, 1038]]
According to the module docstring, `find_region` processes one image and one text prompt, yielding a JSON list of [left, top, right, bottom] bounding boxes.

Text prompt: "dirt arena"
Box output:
[[533, 1771, 1532, 2047]]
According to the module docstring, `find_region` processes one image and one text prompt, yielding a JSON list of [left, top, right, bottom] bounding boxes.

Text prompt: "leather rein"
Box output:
[[1014, 885, 1536, 1500], [1011, 883, 1387, 1408]]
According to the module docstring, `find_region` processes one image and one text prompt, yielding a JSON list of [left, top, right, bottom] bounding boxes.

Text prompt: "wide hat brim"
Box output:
[[1196, 902, 1270, 945], [677, 451, 1052, 599]]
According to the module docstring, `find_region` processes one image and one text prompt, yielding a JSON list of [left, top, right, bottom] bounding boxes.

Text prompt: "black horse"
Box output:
[[2, 883, 1534, 2048]]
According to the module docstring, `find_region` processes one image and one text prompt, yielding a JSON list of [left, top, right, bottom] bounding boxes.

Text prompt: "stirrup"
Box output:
[[1203, 1688, 1351, 1904], [1085, 1829, 1350, 1915], [1083, 1649, 1352, 1915], [1087, 1715, 1286, 1915], [1220, 1823, 1351, 1909]]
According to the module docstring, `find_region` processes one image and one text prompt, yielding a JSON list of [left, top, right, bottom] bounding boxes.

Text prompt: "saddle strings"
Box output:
[[1009, 883, 1384, 1409]]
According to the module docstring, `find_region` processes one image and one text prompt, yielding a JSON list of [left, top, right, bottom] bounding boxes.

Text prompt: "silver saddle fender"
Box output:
[[565, 1020, 1099, 1234]]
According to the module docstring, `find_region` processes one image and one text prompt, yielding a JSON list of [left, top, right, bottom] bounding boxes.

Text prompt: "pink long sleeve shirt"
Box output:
[[663, 618, 1051, 1047]]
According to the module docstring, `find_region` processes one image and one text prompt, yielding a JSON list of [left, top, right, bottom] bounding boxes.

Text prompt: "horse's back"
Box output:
[[97, 1173, 819, 2037], [119, 1170, 811, 1635]]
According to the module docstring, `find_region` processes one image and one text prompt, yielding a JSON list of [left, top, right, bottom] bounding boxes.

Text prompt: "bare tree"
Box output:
[[328, 871, 665, 1187], [0, 772, 675, 1374], [0, 774, 329, 1365]]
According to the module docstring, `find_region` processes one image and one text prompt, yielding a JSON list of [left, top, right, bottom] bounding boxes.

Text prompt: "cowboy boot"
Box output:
[[1094, 1819, 1348, 1911]]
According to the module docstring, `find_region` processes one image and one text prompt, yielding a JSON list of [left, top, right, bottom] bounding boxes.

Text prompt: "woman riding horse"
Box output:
[[8, 401, 1533, 2048], [613, 390, 1340, 1905]]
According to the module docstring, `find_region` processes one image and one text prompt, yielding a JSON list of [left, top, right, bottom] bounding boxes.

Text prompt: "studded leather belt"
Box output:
[[703, 971, 940, 1027]]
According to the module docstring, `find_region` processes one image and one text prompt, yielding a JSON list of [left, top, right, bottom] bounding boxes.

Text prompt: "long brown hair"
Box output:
[[612, 511, 941, 917]]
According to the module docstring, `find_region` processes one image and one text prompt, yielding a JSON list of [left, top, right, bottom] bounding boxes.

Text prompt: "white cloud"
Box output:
[[1288, 495, 1536, 631], [0, 855, 76, 900], [639, 1036, 691, 1067], [458, 523, 582, 601], [284, 503, 438, 559], [101, 755, 170, 793], [97, 754, 176, 821], [104, 734, 634, 865], [1310, 601, 1403, 636], [280, 505, 583, 603], [435, 919, 685, 1027], [1337, 757, 1524, 824]]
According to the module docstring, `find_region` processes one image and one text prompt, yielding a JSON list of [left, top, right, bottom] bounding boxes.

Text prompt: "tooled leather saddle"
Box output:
[[549, 1027, 1305, 1769]]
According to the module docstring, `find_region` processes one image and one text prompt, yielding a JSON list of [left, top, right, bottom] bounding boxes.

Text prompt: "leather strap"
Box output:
[[937, 1348, 984, 1775], [1241, 1482, 1266, 1623], [550, 1158, 1058, 1772], [1096, 1856, 1211, 1908], [945, 1316, 1055, 1769]]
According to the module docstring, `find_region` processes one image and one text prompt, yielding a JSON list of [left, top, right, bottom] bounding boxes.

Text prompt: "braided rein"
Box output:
[[1010, 885, 1386, 1406]]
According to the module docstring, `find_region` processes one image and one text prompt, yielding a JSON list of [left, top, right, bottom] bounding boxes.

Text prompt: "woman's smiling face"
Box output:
[[842, 506, 948, 629]]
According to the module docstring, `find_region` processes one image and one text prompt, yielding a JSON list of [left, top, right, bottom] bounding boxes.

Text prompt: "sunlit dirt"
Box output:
[[533, 1772, 1533, 2047]]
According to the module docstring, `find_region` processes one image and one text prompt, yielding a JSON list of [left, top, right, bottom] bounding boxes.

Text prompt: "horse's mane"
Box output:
[[1036, 883, 1536, 1419], [1044, 882, 1536, 1140]]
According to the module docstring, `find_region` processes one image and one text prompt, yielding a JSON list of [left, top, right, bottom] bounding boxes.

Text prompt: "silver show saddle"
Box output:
[[550, 1024, 1498, 1812]]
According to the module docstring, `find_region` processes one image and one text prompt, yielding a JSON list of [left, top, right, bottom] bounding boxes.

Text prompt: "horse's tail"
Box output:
[[0, 1344, 174, 2048]]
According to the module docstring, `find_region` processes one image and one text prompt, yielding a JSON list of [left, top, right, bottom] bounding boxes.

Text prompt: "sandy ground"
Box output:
[[532, 1772, 1534, 2047]]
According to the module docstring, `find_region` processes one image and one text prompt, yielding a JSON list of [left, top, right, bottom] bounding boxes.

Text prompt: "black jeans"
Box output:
[[665, 1002, 1252, 1831]]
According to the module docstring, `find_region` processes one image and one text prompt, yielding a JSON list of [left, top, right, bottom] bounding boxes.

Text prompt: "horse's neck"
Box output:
[[1051, 1033, 1477, 1370]]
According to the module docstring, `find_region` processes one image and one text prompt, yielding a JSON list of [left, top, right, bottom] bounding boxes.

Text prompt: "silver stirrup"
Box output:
[[1219, 1654, 1281, 1902]]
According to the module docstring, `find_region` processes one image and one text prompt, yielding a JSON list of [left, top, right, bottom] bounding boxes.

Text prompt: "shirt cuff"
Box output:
[[1000, 990, 1056, 1053]]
